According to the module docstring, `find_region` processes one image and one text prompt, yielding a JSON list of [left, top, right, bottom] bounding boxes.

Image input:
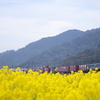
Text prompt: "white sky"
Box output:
[[0, 0, 100, 53]]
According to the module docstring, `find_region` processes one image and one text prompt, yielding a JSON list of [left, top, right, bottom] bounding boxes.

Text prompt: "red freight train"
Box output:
[[32, 63, 100, 74], [56, 65, 79, 73], [32, 64, 88, 73]]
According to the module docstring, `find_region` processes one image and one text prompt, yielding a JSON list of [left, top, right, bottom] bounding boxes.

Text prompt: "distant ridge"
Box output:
[[19, 28, 100, 68], [58, 44, 100, 66], [0, 29, 85, 68]]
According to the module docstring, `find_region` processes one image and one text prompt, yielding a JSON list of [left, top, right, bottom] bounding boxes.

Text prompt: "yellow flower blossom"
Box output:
[[95, 68, 98, 71], [0, 66, 100, 100], [15, 67, 20, 71], [3, 66, 8, 69]]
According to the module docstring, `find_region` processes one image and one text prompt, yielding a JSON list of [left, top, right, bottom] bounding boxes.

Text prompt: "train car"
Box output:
[[70, 65, 79, 72], [56, 66, 67, 73], [33, 68, 44, 72], [41, 68, 44, 72], [79, 64, 88, 72], [66, 66, 70, 72], [34, 68, 41, 72], [43, 67, 51, 73], [56, 66, 70, 74]]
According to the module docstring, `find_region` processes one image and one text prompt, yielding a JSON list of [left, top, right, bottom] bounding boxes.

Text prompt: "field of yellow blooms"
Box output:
[[0, 66, 100, 100]]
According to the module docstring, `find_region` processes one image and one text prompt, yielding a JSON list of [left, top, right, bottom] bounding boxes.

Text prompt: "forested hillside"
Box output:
[[0, 29, 85, 67], [57, 44, 100, 67], [19, 28, 100, 68]]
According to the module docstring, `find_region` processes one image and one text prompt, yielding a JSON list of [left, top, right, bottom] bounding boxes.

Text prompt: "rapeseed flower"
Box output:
[[0, 66, 100, 100]]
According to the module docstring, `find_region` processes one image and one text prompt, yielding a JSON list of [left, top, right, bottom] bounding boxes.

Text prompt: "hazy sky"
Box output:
[[0, 0, 100, 53]]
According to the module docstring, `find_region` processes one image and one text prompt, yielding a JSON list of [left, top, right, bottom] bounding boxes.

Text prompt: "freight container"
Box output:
[[35, 68, 41, 72], [70, 65, 79, 71], [66, 66, 70, 72], [56, 66, 67, 72], [43, 67, 51, 73], [40, 68, 44, 72], [79, 64, 87, 71]]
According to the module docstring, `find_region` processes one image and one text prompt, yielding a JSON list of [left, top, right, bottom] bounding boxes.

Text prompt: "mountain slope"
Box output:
[[58, 44, 100, 66], [0, 29, 85, 67], [19, 28, 100, 68]]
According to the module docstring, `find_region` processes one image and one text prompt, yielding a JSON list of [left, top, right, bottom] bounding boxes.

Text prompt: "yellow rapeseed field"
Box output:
[[0, 66, 100, 100]]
